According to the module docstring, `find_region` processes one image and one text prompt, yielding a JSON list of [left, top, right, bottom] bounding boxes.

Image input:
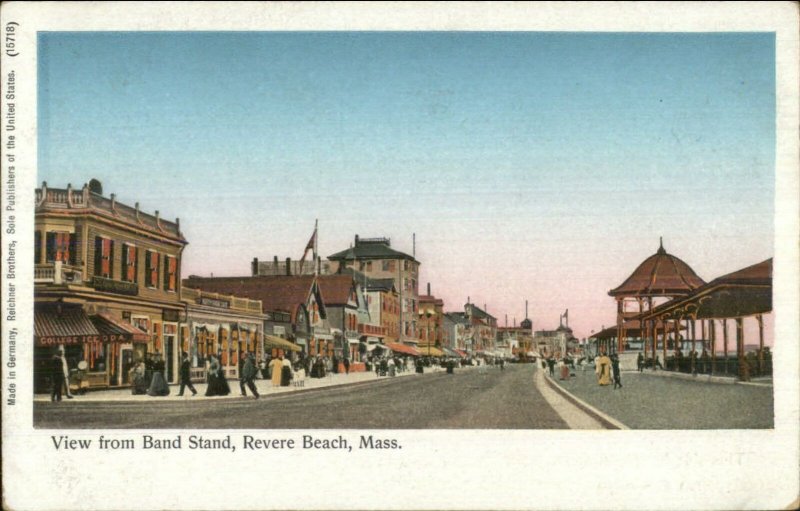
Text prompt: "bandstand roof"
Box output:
[[609, 239, 706, 298], [641, 258, 772, 321]]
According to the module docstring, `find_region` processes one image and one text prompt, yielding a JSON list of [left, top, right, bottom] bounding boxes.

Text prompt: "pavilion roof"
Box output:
[[640, 258, 772, 320], [609, 239, 706, 298]]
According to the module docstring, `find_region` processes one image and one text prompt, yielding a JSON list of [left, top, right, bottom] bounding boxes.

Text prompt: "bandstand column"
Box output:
[[710, 319, 716, 375], [722, 319, 729, 375], [736, 317, 746, 381], [757, 314, 764, 376]]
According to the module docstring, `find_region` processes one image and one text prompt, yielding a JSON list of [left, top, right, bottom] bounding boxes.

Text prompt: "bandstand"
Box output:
[[608, 239, 706, 354]]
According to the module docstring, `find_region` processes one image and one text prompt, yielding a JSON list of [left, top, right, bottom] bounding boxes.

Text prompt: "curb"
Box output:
[[542, 374, 629, 430], [34, 368, 457, 404], [636, 370, 773, 387]]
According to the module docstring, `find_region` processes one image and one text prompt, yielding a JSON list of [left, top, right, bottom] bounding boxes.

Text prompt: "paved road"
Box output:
[[556, 369, 774, 429], [34, 364, 568, 429]]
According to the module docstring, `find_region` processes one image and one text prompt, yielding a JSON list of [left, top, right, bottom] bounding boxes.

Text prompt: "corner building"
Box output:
[[33, 181, 188, 390]]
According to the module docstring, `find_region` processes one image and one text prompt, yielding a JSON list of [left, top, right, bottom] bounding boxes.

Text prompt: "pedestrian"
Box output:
[[596, 351, 612, 386], [280, 356, 293, 387], [547, 357, 556, 377], [130, 358, 148, 395], [611, 354, 622, 389], [239, 352, 260, 399], [147, 353, 170, 396], [205, 352, 230, 396], [58, 346, 74, 399], [178, 352, 197, 397], [50, 348, 65, 402], [270, 355, 283, 387], [388, 357, 396, 377], [343, 357, 350, 375], [637, 352, 644, 372]]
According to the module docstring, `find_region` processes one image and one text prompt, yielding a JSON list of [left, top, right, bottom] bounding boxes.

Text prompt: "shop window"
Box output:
[[163, 255, 177, 291], [94, 236, 114, 278], [145, 250, 159, 288], [122, 244, 138, 283], [47, 231, 75, 264]]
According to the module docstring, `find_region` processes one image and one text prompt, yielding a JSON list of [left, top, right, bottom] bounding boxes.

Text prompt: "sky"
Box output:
[[38, 31, 776, 340]]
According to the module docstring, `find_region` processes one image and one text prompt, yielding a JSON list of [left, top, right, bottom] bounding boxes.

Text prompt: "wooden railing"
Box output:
[[34, 262, 84, 284]]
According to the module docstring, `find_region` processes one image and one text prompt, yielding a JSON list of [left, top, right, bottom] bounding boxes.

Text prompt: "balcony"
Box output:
[[357, 323, 387, 337], [34, 262, 84, 284]]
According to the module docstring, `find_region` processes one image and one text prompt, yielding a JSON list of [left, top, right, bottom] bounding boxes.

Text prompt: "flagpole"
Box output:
[[314, 219, 318, 276]]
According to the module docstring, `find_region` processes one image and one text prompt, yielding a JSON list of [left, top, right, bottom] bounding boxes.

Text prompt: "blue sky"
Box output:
[[38, 31, 775, 337]]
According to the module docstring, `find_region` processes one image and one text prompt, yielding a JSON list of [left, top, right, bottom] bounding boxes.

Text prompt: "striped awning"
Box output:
[[384, 342, 421, 356], [263, 334, 302, 352], [35, 306, 148, 346]]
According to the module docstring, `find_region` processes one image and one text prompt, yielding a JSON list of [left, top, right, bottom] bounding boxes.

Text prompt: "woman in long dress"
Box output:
[[597, 353, 612, 386], [269, 356, 283, 387], [147, 354, 170, 396], [205, 353, 230, 396], [280, 357, 293, 387]]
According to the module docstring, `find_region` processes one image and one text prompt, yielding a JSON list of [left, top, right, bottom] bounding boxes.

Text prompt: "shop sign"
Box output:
[[91, 276, 139, 296], [198, 297, 230, 309], [37, 333, 134, 346], [162, 309, 181, 322]]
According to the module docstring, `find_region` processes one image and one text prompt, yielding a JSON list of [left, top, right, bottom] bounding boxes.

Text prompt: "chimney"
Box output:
[[525, 300, 528, 319], [175, 217, 180, 231], [286, 257, 291, 276], [154, 209, 159, 222], [111, 193, 117, 210], [355, 235, 359, 245], [427, 283, 431, 296], [251, 257, 258, 276]]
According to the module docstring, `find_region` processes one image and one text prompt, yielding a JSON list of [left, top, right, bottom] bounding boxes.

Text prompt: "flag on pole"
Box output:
[[299, 226, 317, 265]]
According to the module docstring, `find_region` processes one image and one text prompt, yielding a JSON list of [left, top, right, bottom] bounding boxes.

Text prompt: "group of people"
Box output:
[[594, 352, 622, 389]]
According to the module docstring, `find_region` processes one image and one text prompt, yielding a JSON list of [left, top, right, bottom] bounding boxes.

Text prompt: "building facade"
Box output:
[[328, 235, 420, 344], [34, 181, 188, 390]]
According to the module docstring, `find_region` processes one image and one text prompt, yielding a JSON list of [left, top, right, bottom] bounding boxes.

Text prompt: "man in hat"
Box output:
[[240, 352, 260, 399], [178, 352, 197, 396]]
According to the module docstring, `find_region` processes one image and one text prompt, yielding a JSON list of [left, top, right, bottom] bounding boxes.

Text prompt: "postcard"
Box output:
[[1, 2, 798, 510]]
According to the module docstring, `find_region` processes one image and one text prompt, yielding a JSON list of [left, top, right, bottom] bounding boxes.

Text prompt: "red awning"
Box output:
[[384, 342, 421, 356], [35, 306, 149, 346], [91, 313, 149, 343]]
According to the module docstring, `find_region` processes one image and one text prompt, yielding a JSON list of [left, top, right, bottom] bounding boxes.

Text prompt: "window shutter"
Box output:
[[94, 237, 102, 276], [101, 238, 112, 277], [69, 233, 77, 266]]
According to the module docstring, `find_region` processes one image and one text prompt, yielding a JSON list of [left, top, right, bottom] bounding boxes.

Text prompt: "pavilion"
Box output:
[[637, 258, 772, 380], [608, 238, 706, 353]]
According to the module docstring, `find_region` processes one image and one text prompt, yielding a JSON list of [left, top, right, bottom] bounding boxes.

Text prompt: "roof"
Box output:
[[317, 274, 356, 306], [641, 258, 772, 320], [338, 268, 396, 292], [328, 236, 417, 262], [609, 239, 705, 297], [465, 303, 496, 321], [183, 275, 317, 322], [418, 295, 444, 306], [35, 183, 186, 244]]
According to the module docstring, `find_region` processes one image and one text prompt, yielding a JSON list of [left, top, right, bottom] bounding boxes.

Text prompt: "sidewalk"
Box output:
[[35, 365, 457, 403]]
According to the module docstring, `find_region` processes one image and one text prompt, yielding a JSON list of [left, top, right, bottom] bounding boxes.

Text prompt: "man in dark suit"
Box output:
[[177, 352, 197, 396], [51, 349, 65, 402], [240, 352, 260, 399]]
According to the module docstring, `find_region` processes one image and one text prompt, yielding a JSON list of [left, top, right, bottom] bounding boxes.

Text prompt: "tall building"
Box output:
[[328, 235, 420, 344], [33, 180, 188, 390]]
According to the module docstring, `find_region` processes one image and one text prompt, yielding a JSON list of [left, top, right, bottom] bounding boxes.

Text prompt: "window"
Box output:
[[382, 260, 390, 271], [145, 250, 159, 288], [163, 255, 177, 292], [94, 236, 114, 278], [47, 231, 74, 264], [34, 231, 41, 264], [366, 261, 372, 271], [122, 244, 138, 283]]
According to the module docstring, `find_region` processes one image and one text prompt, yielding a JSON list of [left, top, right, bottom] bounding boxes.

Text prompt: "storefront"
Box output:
[[34, 304, 149, 392]]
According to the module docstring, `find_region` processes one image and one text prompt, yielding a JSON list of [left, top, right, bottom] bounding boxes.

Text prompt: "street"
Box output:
[[34, 364, 568, 429]]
